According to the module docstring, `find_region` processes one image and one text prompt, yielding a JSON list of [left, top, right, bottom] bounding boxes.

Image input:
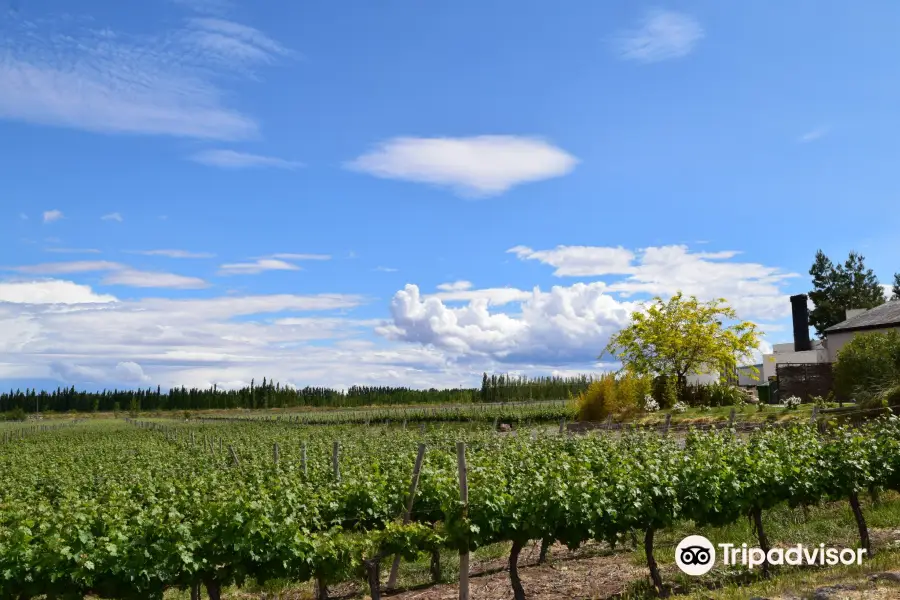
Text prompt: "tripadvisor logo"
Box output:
[[676, 535, 867, 576], [675, 535, 716, 576]]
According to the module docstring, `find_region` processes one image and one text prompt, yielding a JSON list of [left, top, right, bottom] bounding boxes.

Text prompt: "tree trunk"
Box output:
[[849, 492, 873, 557], [751, 507, 771, 578], [203, 581, 221, 600], [191, 582, 201, 600], [538, 536, 551, 564], [510, 540, 526, 600], [870, 486, 881, 506], [365, 558, 381, 600], [320, 577, 331, 600], [644, 527, 667, 597], [430, 548, 442, 583]]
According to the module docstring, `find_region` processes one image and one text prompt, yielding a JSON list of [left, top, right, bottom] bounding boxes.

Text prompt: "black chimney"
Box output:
[[790, 294, 812, 351]]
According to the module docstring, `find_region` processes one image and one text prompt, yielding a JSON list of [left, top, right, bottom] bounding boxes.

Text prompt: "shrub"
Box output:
[[644, 395, 660, 412], [833, 330, 900, 406], [707, 382, 746, 407], [575, 371, 652, 421], [672, 401, 688, 414], [783, 396, 801, 410], [2, 407, 26, 422]]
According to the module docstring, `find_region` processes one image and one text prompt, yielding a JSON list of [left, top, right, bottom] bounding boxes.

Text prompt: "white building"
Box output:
[[824, 301, 900, 361]]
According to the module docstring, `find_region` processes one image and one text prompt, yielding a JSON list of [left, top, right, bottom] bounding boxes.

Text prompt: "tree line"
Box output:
[[809, 249, 899, 337], [0, 374, 595, 415]]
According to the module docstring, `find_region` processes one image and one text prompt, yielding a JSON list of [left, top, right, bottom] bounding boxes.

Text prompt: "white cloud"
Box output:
[[615, 10, 703, 63], [437, 280, 473, 292], [798, 126, 828, 143], [8, 261, 210, 289], [171, 0, 234, 14], [0, 280, 116, 304], [346, 135, 578, 197], [101, 269, 209, 289], [19, 213, 27, 220], [218, 258, 301, 275], [508, 244, 796, 321], [129, 249, 215, 258], [374, 266, 399, 273], [0, 282, 459, 390], [509, 245, 635, 276], [431, 287, 533, 307], [115, 361, 151, 383], [380, 245, 796, 365], [189, 149, 304, 170], [42, 210, 63, 223], [0, 13, 290, 140], [269, 253, 331, 261], [14, 261, 122, 274], [379, 283, 638, 364], [44, 248, 101, 254], [184, 19, 295, 66], [102, 212, 123, 222]]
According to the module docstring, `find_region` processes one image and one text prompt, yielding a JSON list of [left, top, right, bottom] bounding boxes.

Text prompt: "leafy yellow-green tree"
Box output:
[[603, 293, 762, 397]]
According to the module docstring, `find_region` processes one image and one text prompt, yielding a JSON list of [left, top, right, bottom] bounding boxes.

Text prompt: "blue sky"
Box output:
[[1, 0, 898, 390]]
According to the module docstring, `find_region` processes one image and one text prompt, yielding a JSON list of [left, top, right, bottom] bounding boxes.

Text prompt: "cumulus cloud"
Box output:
[[42, 209, 63, 223], [0, 281, 467, 389], [379, 283, 637, 364], [346, 135, 578, 197], [218, 258, 301, 275], [189, 149, 304, 170], [0, 12, 291, 139], [615, 9, 703, 63], [380, 245, 797, 366], [507, 244, 796, 321]]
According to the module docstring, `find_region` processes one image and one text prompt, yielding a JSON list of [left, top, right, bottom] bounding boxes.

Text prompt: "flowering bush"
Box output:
[[783, 396, 801, 410], [672, 401, 688, 414], [644, 395, 660, 412]]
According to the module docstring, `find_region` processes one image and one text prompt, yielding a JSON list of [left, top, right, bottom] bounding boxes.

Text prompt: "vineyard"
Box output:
[[1, 416, 900, 600]]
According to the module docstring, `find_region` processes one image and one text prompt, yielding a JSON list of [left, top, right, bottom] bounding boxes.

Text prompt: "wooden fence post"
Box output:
[[457, 442, 469, 600], [387, 444, 428, 589], [228, 445, 240, 467], [273, 442, 280, 465], [729, 407, 736, 428], [663, 413, 672, 435], [302, 441, 308, 477], [332, 441, 340, 481]]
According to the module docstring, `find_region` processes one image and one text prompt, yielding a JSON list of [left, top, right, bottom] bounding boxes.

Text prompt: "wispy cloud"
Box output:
[[101, 212, 123, 222], [42, 210, 63, 223], [101, 269, 209, 289], [615, 10, 703, 63], [44, 248, 101, 254], [170, 0, 234, 15], [218, 258, 301, 275], [7, 260, 209, 289], [189, 149, 304, 170], [129, 249, 215, 259], [0, 13, 292, 140], [374, 266, 398, 273], [347, 136, 578, 197], [798, 126, 828, 143], [184, 18, 296, 66], [19, 213, 27, 220], [437, 280, 473, 292], [269, 253, 331, 261]]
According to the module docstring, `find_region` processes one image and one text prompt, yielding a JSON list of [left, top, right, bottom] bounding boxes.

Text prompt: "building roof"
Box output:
[[825, 300, 900, 334]]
